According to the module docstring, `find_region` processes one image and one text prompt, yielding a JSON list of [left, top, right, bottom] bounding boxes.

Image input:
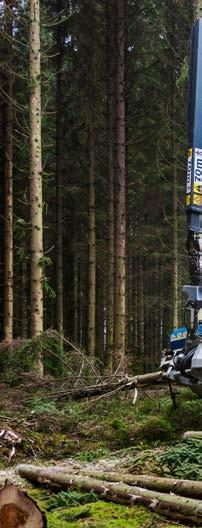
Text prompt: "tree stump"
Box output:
[[0, 484, 46, 527]]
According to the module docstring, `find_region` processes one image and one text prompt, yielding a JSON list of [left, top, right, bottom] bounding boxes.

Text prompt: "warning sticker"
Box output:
[[193, 194, 202, 205], [186, 148, 192, 193], [194, 148, 202, 183], [186, 194, 191, 206]]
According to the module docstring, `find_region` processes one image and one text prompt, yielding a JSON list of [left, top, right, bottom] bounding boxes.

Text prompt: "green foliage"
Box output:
[[29, 398, 58, 415], [74, 447, 110, 462], [39, 256, 56, 299], [30, 488, 186, 528], [163, 391, 201, 432], [158, 439, 202, 480], [138, 416, 174, 442], [108, 417, 131, 448], [43, 279, 56, 299], [47, 491, 98, 511], [176, 57, 189, 87], [39, 256, 52, 270], [0, 332, 68, 382], [110, 418, 126, 430]]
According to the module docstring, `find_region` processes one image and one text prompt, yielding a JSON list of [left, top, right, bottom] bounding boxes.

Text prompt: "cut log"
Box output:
[[17, 465, 202, 525], [58, 467, 202, 499], [183, 431, 202, 441], [0, 483, 46, 527]]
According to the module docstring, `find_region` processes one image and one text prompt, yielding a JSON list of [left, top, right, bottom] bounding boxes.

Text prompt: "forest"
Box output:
[[0, 0, 201, 527], [0, 0, 195, 371]]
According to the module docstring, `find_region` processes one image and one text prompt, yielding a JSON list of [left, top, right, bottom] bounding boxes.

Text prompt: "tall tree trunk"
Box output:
[[138, 257, 144, 373], [159, 258, 163, 352], [114, 0, 126, 371], [172, 162, 178, 329], [3, 0, 13, 340], [87, 123, 96, 357], [21, 260, 28, 339], [29, 0, 43, 372], [171, 0, 178, 330], [105, 0, 115, 372], [126, 256, 133, 356], [78, 263, 84, 347], [143, 261, 149, 373], [133, 257, 138, 363], [56, 0, 64, 336], [73, 253, 78, 345], [96, 268, 104, 363]]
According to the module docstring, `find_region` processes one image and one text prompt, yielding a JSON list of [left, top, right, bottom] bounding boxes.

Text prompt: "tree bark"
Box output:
[[87, 123, 96, 357], [78, 263, 84, 347], [114, 0, 126, 372], [138, 257, 144, 372], [56, 0, 64, 336], [96, 269, 104, 363], [133, 257, 138, 362], [159, 258, 163, 352], [21, 260, 28, 339], [172, 160, 178, 329], [73, 252, 78, 345], [105, 0, 115, 372], [170, 0, 178, 330], [17, 465, 202, 525], [29, 0, 43, 360], [2, 0, 13, 340], [64, 469, 202, 500]]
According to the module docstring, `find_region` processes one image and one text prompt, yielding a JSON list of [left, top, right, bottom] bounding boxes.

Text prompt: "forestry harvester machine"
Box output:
[[161, 19, 202, 396]]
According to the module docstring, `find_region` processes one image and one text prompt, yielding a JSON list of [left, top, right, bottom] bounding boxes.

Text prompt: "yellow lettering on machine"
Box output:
[[188, 148, 192, 157], [186, 194, 191, 205], [194, 183, 202, 193]]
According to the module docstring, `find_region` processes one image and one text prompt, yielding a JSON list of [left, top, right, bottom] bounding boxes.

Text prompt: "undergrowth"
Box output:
[[29, 488, 190, 528], [0, 379, 200, 465], [0, 384, 200, 526], [0, 331, 67, 383], [47, 491, 98, 510], [157, 439, 202, 480]]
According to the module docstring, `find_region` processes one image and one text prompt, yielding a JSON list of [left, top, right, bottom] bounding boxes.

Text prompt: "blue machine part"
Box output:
[[197, 323, 202, 337], [170, 327, 188, 353]]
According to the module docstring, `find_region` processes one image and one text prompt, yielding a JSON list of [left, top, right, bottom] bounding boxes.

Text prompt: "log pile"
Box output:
[[17, 464, 202, 525], [58, 467, 202, 499]]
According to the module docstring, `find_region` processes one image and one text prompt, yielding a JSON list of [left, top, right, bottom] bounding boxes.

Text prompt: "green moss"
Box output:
[[138, 416, 175, 442], [28, 488, 188, 528]]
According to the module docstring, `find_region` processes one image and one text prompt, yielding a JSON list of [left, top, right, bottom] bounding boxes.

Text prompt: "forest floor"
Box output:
[[0, 379, 201, 527]]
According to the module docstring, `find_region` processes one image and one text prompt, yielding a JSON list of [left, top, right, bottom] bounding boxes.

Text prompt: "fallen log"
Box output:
[[58, 467, 202, 499], [48, 371, 164, 400], [183, 431, 202, 441], [17, 464, 202, 525]]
